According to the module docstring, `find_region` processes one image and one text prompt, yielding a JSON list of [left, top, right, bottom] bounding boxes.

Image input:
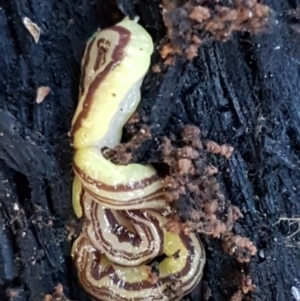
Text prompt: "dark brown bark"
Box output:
[[0, 0, 299, 301]]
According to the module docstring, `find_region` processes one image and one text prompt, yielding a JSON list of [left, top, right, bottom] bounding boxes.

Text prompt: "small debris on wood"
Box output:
[[275, 216, 300, 247], [291, 286, 300, 301], [123, 111, 142, 135], [202, 282, 212, 301], [165, 215, 183, 235], [152, 64, 162, 73], [43, 284, 71, 301], [163, 279, 184, 299], [23, 17, 41, 44], [240, 275, 256, 295], [65, 224, 76, 241], [160, 0, 271, 62], [157, 126, 242, 240], [146, 266, 159, 285], [36, 86, 50, 104], [160, 43, 177, 65], [204, 140, 234, 159], [102, 127, 152, 165], [222, 233, 257, 262], [229, 290, 243, 301], [6, 289, 20, 300], [229, 274, 256, 300]]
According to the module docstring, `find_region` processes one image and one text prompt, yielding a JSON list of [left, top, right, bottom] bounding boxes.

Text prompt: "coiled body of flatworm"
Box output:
[[70, 17, 206, 301]]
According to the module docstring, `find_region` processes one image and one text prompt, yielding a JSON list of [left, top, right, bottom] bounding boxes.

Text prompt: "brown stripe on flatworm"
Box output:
[[74, 164, 161, 193], [104, 209, 141, 246], [79, 184, 85, 213], [121, 209, 164, 255], [88, 202, 164, 263], [94, 38, 110, 71], [85, 185, 167, 207], [80, 36, 96, 95], [71, 26, 131, 140], [90, 203, 141, 247]]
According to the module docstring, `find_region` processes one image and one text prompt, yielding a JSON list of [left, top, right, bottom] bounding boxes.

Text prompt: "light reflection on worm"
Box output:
[[70, 17, 206, 301]]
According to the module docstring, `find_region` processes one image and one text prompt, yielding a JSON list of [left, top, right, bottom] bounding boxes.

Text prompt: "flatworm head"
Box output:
[[71, 18, 154, 150]]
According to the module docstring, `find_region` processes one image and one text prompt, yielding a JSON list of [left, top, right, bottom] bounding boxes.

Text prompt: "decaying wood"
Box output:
[[0, 0, 299, 301]]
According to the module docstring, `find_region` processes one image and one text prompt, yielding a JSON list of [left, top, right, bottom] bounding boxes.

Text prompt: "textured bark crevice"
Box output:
[[0, 0, 299, 301]]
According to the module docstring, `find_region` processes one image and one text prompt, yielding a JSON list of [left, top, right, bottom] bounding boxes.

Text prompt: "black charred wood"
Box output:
[[0, 0, 299, 301]]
